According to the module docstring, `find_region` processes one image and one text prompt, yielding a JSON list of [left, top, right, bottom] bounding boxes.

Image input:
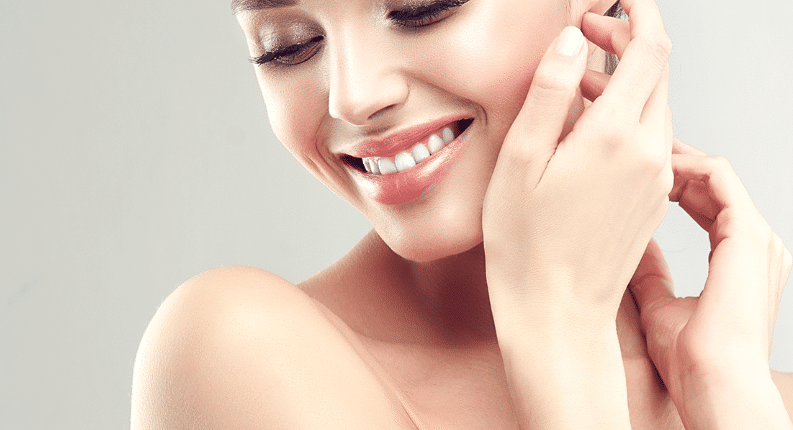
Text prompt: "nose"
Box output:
[[327, 30, 409, 126]]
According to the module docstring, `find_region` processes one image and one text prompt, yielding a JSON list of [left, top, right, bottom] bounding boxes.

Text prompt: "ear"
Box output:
[[569, 0, 619, 25]]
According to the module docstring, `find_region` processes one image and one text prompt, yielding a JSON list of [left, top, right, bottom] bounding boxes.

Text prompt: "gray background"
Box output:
[[1, 0, 791, 429]]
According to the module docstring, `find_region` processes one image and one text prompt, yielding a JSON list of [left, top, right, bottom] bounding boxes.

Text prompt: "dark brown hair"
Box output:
[[604, 1, 624, 75]]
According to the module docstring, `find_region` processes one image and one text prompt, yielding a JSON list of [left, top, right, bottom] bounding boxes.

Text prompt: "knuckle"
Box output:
[[658, 163, 674, 194], [641, 147, 668, 175], [702, 155, 735, 183], [594, 114, 632, 152], [639, 32, 673, 69], [707, 155, 732, 172], [531, 69, 575, 97]]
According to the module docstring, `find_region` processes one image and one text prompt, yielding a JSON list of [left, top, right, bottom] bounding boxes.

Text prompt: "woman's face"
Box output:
[[236, 0, 582, 261]]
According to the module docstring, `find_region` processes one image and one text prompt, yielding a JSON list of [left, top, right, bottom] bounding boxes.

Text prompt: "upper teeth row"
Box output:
[[362, 127, 456, 175]]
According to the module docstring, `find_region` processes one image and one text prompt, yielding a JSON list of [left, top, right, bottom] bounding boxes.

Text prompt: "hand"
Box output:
[[481, 1, 674, 428], [483, 0, 673, 329], [629, 139, 793, 429]]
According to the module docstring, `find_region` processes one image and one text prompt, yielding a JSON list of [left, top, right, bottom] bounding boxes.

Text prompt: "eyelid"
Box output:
[[249, 18, 323, 65], [250, 35, 323, 66], [388, 0, 468, 28]]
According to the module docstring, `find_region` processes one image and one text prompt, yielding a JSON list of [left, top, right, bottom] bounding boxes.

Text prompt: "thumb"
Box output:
[[629, 238, 675, 316], [628, 238, 685, 363], [497, 25, 588, 188]]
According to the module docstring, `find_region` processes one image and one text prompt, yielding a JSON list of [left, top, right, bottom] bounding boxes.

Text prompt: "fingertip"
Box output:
[[629, 239, 674, 307], [509, 25, 588, 162], [554, 26, 585, 58], [581, 69, 610, 102]]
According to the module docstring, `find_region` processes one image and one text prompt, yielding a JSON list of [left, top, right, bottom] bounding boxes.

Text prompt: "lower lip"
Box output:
[[351, 123, 472, 205]]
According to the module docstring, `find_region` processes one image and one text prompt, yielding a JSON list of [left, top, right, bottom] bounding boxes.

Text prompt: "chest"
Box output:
[[362, 339, 685, 430]]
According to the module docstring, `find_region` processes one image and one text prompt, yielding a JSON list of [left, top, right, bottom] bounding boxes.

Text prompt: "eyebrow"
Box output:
[[231, 0, 297, 14]]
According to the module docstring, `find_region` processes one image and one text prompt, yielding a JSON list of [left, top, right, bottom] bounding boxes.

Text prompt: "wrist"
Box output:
[[487, 274, 622, 338], [677, 359, 792, 430], [496, 320, 631, 429]]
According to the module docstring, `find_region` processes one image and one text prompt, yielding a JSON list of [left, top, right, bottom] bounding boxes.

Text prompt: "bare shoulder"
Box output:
[[131, 266, 415, 430], [772, 370, 793, 419]]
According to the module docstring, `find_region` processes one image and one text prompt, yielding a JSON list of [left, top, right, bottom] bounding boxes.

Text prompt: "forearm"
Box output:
[[677, 362, 793, 430], [492, 298, 632, 429]]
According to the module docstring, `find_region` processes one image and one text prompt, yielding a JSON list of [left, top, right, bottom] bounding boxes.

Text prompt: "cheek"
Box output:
[[257, 71, 357, 199], [411, 0, 567, 127], [258, 71, 326, 162]]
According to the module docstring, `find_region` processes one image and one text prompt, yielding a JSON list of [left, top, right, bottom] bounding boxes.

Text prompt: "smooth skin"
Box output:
[[132, 0, 793, 428]]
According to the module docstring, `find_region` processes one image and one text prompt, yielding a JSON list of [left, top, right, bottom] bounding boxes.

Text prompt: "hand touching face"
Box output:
[[235, 0, 591, 261]]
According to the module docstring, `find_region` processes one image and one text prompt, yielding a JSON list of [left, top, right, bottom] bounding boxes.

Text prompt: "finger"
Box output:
[[581, 12, 631, 58], [628, 238, 675, 316], [640, 63, 669, 128], [598, 0, 672, 117], [675, 185, 716, 231], [671, 153, 769, 285], [669, 156, 720, 231], [497, 26, 587, 184], [581, 69, 610, 101], [670, 154, 753, 213]]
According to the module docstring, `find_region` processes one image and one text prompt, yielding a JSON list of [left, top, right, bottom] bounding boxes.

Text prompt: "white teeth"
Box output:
[[394, 151, 416, 172], [363, 157, 379, 174], [358, 122, 463, 175], [412, 143, 430, 163], [378, 158, 398, 175], [427, 133, 444, 154], [442, 127, 454, 144]]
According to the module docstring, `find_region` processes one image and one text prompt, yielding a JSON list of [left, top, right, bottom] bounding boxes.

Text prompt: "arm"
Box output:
[[628, 139, 793, 430], [131, 266, 414, 430], [676, 363, 791, 430], [482, 0, 673, 427], [493, 307, 631, 429]]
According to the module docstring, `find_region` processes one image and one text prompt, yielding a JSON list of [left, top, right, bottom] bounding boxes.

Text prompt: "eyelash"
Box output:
[[388, 0, 468, 29], [250, 0, 469, 67], [250, 35, 324, 67]]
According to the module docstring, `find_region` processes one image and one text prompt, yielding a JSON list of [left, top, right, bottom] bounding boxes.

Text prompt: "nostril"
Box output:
[[367, 104, 398, 122]]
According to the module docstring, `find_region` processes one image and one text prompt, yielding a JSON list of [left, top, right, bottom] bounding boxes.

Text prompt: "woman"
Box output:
[[131, 0, 793, 428]]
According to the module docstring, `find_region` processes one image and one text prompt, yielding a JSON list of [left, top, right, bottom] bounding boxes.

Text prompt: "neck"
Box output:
[[308, 227, 647, 358], [404, 242, 497, 345], [384, 233, 648, 358]]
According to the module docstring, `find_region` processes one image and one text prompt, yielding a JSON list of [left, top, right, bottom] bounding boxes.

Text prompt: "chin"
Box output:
[[374, 194, 486, 263], [389, 228, 484, 263]]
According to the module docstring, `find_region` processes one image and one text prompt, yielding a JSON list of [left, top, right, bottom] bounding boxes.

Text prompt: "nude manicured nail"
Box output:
[[556, 26, 584, 57]]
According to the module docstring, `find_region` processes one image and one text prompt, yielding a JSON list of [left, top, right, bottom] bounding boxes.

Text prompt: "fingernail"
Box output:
[[556, 26, 584, 57]]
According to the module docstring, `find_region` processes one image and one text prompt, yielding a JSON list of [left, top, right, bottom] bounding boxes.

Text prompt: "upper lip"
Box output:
[[337, 115, 471, 159]]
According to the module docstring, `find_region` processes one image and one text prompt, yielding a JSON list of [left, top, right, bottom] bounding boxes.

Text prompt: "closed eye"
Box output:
[[250, 36, 324, 66], [389, 0, 469, 29]]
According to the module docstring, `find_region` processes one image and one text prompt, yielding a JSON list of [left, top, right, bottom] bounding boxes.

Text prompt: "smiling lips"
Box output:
[[342, 118, 473, 205], [363, 126, 456, 175]]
